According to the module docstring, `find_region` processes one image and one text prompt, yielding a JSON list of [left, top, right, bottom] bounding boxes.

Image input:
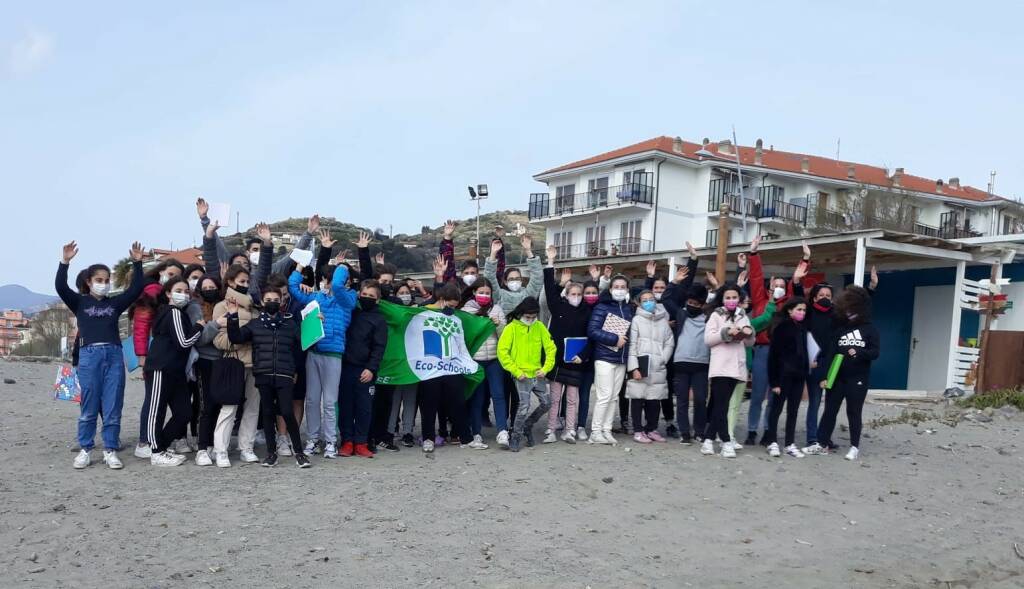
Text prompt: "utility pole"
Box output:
[[715, 202, 730, 282]]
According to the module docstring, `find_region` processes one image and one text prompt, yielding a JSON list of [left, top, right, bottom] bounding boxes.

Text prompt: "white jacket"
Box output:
[[626, 304, 675, 400], [461, 300, 506, 361]]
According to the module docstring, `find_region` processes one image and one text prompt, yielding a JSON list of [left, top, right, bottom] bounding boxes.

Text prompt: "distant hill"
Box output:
[[219, 210, 546, 274], [0, 284, 59, 314]]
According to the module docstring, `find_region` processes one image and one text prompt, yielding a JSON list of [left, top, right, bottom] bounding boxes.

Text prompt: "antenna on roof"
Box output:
[[731, 125, 747, 237], [836, 137, 841, 160], [988, 171, 996, 196]]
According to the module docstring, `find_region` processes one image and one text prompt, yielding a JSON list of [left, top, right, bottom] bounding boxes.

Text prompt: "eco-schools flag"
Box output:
[[376, 301, 495, 397]]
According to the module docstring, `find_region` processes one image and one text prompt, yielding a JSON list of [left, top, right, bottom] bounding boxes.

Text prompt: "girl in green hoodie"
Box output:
[[497, 297, 556, 452]]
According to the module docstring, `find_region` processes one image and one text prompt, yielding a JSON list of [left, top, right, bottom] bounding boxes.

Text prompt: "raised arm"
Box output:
[[355, 231, 374, 280], [522, 243, 543, 299], [55, 241, 81, 312], [439, 220, 456, 283], [542, 266, 562, 312], [271, 214, 318, 275], [226, 312, 253, 345], [288, 269, 315, 307], [112, 255, 146, 314], [197, 198, 231, 267], [331, 265, 358, 310]]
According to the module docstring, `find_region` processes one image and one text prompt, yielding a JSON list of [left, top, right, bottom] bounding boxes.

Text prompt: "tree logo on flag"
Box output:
[[422, 314, 461, 359]]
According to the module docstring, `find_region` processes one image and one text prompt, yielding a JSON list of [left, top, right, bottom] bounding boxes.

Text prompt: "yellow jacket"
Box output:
[[497, 319, 556, 379]]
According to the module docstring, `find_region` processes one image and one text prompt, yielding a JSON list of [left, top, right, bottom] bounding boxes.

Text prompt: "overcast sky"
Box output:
[[3, 1, 1022, 292]]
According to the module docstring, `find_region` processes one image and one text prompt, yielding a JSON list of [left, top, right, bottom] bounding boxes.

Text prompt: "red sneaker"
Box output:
[[339, 441, 354, 457], [354, 443, 375, 458]]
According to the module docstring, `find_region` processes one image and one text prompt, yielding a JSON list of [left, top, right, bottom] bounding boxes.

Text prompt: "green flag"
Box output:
[[376, 301, 495, 398]]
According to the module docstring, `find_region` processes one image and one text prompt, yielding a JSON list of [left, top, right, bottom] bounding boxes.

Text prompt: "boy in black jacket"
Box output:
[[338, 280, 389, 458], [226, 290, 311, 468]]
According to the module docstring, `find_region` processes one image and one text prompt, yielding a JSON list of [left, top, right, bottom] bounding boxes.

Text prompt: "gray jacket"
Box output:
[[484, 255, 543, 314], [672, 313, 710, 365]]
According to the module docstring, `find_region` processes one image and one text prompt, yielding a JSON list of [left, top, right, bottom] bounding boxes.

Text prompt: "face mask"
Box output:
[[686, 305, 702, 318], [506, 280, 522, 292], [567, 295, 582, 307], [441, 306, 455, 316], [320, 282, 330, 293], [462, 274, 477, 287], [584, 294, 599, 305], [521, 317, 536, 326], [397, 293, 412, 305], [159, 273, 170, 285], [611, 288, 628, 302], [200, 290, 221, 304], [188, 278, 199, 291], [706, 292, 717, 304], [815, 298, 833, 309], [249, 251, 261, 267], [474, 294, 491, 306], [359, 297, 377, 311], [170, 292, 190, 308], [641, 300, 657, 313], [654, 292, 663, 301], [791, 310, 806, 322], [724, 300, 739, 311], [231, 284, 248, 296], [91, 282, 110, 297], [773, 286, 786, 300], [263, 301, 281, 315]]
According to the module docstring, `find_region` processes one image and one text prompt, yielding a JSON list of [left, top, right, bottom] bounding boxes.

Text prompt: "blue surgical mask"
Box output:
[[641, 300, 657, 313]]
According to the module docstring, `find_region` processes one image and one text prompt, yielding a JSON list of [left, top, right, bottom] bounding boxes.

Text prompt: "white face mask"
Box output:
[[188, 278, 199, 292], [567, 295, 582, 307], [773, 286, 786, 300], [320, 281, 330, 293], [249, 251, 261, 267], [397, 293, 412, 305], [521, 317, 536, 326], [706, 292, 716, 304], [507, 280, 522, 292], [170, 292, 190, 308], [462, 274, 477, 287], [159, 273, 170, 285], [91, 282, 110, 297], [654, 292, 663, 301], [611, 288, 629, 302]]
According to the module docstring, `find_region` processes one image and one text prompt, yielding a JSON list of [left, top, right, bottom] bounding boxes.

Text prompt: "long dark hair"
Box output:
[[459, 277, 495, 314], [197, 274, 223, 321], [156, 276, 187, 311], [835, 285, 872, 324], [223, 264, 250, 292], [710, 282, 743, 313], [508, 296, 540, 322], [144, 258, 184, 283], [769, 297, 807, 336]]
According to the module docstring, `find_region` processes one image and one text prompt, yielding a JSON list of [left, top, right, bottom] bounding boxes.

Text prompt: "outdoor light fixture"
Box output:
[[469, 183, 489, 262], [477, 184, 488, 197]]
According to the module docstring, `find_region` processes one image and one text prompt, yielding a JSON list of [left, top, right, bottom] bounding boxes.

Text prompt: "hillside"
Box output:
[[220, 210, 546, 274], [0, 284, 59, 314]]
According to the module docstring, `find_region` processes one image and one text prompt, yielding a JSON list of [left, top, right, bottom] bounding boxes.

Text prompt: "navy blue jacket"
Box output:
[[56, 261, 144, 348], [587, 289, 635, 364]]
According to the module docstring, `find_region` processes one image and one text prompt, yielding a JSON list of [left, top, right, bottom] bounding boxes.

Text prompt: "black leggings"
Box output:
[[370, 383, 395, 445], [766, 374, 804, 446], [144, 369, 190, 453], [255, 375, 302, 455], [817, 376, 869, 448], [618, 380, 629, 424], [420, 375, 470, 444], [195, 358, 221, 451], [705, 377, 739, 443], [630, 399, 661, 433]]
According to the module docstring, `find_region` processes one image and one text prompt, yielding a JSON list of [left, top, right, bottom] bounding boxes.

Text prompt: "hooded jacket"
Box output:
[[484, 255, 544, 314], [768, 317, 809, 388], [543, 267, 593, 387], [626, 304, 675, 400], [497, 319, 556, 379], [288, 265, 357, 355], [587, 289, 635, 365], [131, 281, 164, 357], [831, 319, 880, 380], [342, 304, 389, 376], [212, 287, 255, 368], [461, 299, 506, 361], [228, 311, 301, 377], [705, 307, 756, 380]]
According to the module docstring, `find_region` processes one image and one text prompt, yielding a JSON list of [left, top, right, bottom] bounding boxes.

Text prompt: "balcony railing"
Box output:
[[528, 182, 656, 220], [707, 185, 806, 225], [554, 237, 653, 260], [805, 200, 982, 240]]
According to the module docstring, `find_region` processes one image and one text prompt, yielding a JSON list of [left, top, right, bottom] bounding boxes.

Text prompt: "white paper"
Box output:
[[207, 202, 231, 228], [290, 248, 314, 267], [807, 332, 821, 371]]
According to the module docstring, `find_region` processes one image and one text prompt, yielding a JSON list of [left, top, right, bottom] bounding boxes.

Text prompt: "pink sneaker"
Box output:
[[646, 431, 667, 443], [633, 432, 652, 444]]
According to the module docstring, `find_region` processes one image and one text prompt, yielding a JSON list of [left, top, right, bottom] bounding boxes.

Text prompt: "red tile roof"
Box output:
[[537, 136, 1005, 203], [152, 247, 204, 266]]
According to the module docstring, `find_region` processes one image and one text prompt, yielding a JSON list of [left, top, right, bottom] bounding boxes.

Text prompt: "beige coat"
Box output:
[[461, 300, 506, 361], [626, 304, 675, 400], [212, 288, 254, 368]]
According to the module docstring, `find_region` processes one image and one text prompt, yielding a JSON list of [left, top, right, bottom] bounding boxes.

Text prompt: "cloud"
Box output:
[[9, 29, 54, 74]]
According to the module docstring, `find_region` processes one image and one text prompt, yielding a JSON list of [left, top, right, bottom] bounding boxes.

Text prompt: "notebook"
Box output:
[[636, 355, 650, 378], [300, 301, 326, 351], [601, 314, 631, 350], [563, 337, 588, 363]]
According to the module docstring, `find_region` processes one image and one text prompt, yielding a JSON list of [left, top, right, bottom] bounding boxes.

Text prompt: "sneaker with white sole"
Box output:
[[730, 440, 744, 450], [576, 427, 588, 441], [73, 449, 91, 469], [496, 430, 510, 448], [633, 432, 652, 444], [172, 439, 193, 454], [133, 444, 152, 459], [467, 434, 489, 450], [195, 449, 213, 466], [587, 430, 608, 445], [845, 446, 860, 461], [215, 451, 231, 468], [802, 443, 825, 456], [277, 435, 293, 457], [604, 431, 618, 446], [785, 444, 805, 458], [720, 441, 737, 458], [561, 430, 577, 444], [542, 430, 557, 444], [767, 442, 781, 457], [303, 440, 321, 455], [422, 439, 435, 453], [323, 442, 338, 459], [239, 449, 259, 463], [103, 450, 123, 470], [150, 451, 186, 467], [700, 439, 715, 455]]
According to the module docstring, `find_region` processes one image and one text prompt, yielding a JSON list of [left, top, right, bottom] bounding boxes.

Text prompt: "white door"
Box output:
[[906, 285, 954, 391]]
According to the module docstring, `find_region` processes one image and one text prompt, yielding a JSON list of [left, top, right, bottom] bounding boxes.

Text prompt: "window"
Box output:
[[585, 225, 607, 256], [555, 184, 575, 214], [619, 220, 642, 254], [1003, 215, 1019, 235], [553, 231, 574, 259], [621, 169, 653, 202], [587, 177, 609, 208]]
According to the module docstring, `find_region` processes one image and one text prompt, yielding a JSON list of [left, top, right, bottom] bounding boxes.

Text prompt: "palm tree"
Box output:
[[112, 257, 133, 289]]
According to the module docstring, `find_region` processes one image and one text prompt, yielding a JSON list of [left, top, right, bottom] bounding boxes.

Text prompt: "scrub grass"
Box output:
[[957, 388, 1024, 411]]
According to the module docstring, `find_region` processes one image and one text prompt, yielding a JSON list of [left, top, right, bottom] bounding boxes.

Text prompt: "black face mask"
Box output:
[[815, 298, 833, 309], [379, 283, 393, 298], [231, 285, 248, 296], [200, 290, 221, 304], [441, 306, 455, 316], [263, 301, 281, 315], [359, 297, 378, 311], [686, 305, 703, 318]]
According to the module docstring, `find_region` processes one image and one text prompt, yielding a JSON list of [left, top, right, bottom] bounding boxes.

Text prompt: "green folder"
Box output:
[[300, 301, 325, 351], [825, 354, 844, 390]]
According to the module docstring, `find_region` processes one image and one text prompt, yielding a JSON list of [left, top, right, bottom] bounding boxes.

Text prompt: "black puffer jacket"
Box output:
[[768, 318, 809, 388], [543, 267, 592, 387], [227, 312, 301, 377], [343, 305, 388, 376]]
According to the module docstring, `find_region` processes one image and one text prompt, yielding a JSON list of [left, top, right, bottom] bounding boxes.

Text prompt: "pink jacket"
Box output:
[[704, 307, 755, 381]]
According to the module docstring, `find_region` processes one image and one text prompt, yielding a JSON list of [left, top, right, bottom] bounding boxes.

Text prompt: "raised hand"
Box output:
[[196, 197, 209, 218], [705, 271, 719, 290], [443, 220, 456, 239], [546, 244, 557, 264], [62, 241, 79, 264], [299, 284, 315, 295], [489, 239, 503, 260], [318, 229, 335, 249], [674, 265, 690, 284], [750, 234, 761, 254], [588, 264, 600, 281], [225, 298, 239, 314], [793, 261, 808, 283], [602, 265, 613, 279], [737, 252, 747, 269], [205, 219, 221, 238], [432, 254, 446, 278], [801, 240, 811, 261], [686, 241, 697, 258], [560, 268, 572, 285], [646, 259, 656, 278], [354, 231, 372, 249], [870, 265, 879, 290], [129, 241, 145, 262], [334, 249, 350, 263], [737, 270, 749, 288], [219, 261, 229, 278], [307, 214, 320, 234], [520, 233, 533, 254], [374, 252, 385, 265], [256, 222, 272, 245]]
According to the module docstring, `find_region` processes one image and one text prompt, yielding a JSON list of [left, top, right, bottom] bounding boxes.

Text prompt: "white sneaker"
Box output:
[[845, 446, 860, 461], [587, 430, 607, 445], [785, 444, 805, 458], [576, 427, 588, 441], [422, 439, 435, 453], [468, 434, 489, 450], [731, 440, 744, 450], [720, 441, 737, 458], [277, 434, 293, 456], [73, 449, 91, 469], [802, 443, 824, 456], [172, 439, 193, 454], [215, 451, 231, 468], [195, 449, 213, 466], [561, 430, 577, 444], [150, 451, 186, 467], [542, 430, 557, 444], [767, 442, 781, 457], [303, 440, 320, 455], [700, 439, 715, 455], [133, 444, 152, 459], [496, 430, 510, 447], [102, 450, 123, 470], [239, 449, 259, 463], [323, 442, 338, 459], [603, 431, 618, 446]]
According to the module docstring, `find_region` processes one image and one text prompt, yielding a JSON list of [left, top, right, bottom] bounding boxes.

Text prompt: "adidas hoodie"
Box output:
[[831, 321, 880, 379]]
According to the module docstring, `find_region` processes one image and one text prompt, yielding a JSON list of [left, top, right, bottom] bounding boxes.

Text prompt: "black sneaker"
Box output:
[[679, 433, 693, 445], [758, 433, 771, 447], [261, 453, 278, 467], [377, 441, 400, 452], [401, 433, 415, 448], [509, 432, 522, 452], [295, 453, 311, 468], [665, 424, 680, 439], [743, 431, 757, 447], [524, 430, 535, 447]]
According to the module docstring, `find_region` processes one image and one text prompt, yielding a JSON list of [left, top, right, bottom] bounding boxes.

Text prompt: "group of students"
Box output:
[[57, 201, 880, 471]]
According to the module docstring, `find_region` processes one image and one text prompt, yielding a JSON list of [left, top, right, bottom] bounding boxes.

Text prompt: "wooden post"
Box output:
[[975, 262, 1000, 394], [715, 202, 730, 283]]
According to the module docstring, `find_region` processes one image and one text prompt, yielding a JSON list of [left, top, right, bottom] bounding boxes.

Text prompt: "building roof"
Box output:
[[536, 136, 1007, 203], [151, 247, 204, 266]]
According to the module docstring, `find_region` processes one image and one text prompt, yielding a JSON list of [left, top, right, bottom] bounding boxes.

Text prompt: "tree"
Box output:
[[113, 257, 133, 289], [16, 304, 74, 357]]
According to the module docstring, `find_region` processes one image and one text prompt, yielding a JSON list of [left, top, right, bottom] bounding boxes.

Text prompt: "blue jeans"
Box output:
[[469, 359, 507, 435], [747, 345, 770, 434], [804, 364, 827, 445], [576, 367, 595, 429], [77, 344, 126, 451]]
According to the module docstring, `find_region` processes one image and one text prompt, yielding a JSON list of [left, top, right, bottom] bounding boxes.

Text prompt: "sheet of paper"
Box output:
[[290, 248, 313, 267], [207, 202, 231, 228]]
